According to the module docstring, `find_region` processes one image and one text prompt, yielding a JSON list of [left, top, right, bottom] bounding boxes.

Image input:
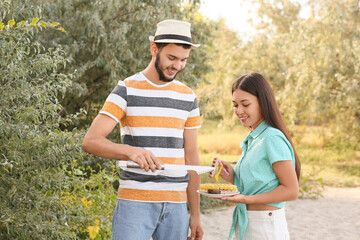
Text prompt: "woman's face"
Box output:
[[232, 89, 264, 130]]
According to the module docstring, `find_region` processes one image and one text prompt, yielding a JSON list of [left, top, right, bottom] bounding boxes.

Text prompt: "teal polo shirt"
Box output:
[[228, 121, 296, 240]]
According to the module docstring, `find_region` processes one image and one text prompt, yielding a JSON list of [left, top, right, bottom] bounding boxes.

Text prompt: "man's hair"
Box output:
[[155, 42, 191, 51]]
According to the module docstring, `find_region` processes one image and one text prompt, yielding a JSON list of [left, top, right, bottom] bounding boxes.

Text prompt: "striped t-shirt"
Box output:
[[99, 72, 201, 203]]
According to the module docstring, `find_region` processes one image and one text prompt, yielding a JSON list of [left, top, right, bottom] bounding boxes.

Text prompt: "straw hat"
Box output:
[[149, 19, 200, 49]]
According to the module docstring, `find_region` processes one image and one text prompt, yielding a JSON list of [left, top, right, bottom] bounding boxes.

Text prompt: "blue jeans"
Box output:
[[112, 199, 189, 240]]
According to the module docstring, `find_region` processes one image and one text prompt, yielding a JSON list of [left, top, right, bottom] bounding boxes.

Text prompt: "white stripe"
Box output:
[[184, 125, 201, 129], [123, 73, 193, 94], [144, 147, 185, 158], [188, 107, 200, 117], [125, 73, 187, 91], [127, 87, 195, 102], [120, 180, 188, 191], [121, 127, 184, 138], [99, 112, 119, 123], [124, 73, 161, 84], [172, 80, 188, 87], [126, 107, 188, 119], [116, 80, 126, 87], [106, 93, 127, 110], [122, 168, 187, 178]]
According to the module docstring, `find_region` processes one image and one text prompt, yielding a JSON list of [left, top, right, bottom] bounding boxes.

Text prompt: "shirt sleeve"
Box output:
[[184, 96, 201, 129], [99, 80, 127, 122], [265, 132, 294, 165]]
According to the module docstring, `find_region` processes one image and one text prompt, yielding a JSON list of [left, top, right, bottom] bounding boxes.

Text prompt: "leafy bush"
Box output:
[[0, 16, 117, 239]]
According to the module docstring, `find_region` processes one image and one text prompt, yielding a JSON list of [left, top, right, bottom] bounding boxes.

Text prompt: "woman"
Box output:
[[211, 72, 301, 240]]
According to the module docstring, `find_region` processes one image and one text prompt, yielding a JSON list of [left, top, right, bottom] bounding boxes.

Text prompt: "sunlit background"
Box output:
[[1, 0, 359, 239], [199, 0, 311, 40]]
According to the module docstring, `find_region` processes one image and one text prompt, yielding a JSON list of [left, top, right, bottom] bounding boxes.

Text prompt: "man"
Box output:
[[82, 19, 203, 240]]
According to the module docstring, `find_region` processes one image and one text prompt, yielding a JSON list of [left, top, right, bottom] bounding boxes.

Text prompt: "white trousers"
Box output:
[[234, 208, 290, 240]]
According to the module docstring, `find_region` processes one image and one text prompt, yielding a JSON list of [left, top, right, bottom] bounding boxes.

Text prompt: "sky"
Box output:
[[198, 0, 257, 40], [198, 0, 311, 40]]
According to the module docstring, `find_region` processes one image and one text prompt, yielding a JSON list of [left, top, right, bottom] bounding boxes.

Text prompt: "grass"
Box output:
[[198, 119, 360, 209], [296, 147, 360, 187]]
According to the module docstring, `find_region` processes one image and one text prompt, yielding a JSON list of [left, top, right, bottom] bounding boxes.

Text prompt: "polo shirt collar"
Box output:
[[249, 121, 269, 139], [240, 121, 269, 150]]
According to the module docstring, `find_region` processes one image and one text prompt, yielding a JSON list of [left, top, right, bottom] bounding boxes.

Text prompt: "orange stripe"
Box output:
[[158, 157, 185, 165], [118, 188, 187, 202], [120, 116, 185, 129], [185, 116, 201, 128], [101, 101, 125, 121], [125, 80, 193, 94]]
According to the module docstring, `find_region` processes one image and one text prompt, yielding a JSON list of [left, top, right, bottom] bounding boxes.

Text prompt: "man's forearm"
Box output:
[[83, 133, 131, 160], [82, 114, 131, 160], [187, 171, 201, 217]]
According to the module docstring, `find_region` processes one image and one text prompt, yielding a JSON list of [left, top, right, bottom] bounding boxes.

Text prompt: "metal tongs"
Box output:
[[116, 161, 215, 175]]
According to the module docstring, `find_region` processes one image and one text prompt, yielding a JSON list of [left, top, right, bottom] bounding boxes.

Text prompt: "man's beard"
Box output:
[[155, 54, 183, 83]]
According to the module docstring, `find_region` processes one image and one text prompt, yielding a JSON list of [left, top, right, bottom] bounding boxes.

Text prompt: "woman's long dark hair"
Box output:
[[232, 72, 301, 180]]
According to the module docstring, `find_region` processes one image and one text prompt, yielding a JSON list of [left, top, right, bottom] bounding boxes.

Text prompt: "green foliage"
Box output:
[[196, 20, 242, 124], [197, 0, 360, 146], [0, 1, 214, 238], [0, 14, 117, 239], [4, 0, 213, 128]]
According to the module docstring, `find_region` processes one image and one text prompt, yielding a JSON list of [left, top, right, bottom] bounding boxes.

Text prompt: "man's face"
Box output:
[[154, 44, 191, 82]]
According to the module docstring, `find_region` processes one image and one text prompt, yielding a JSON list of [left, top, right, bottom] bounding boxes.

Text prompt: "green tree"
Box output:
[[4, 0, 213, 128], [199, 0, 360, 146], [254, 0, 360, 144], [195, 19, 243, 126]]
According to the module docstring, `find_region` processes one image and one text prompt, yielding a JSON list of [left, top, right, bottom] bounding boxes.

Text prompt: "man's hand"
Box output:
[[188, 216, 203, 240], [125, 146, 161, 172], [83, 114, 161, 173]]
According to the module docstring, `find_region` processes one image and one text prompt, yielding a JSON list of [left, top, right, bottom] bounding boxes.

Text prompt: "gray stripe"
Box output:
[[127, 95, 193, 111], [192, 98, 199, 110], [122, 135, 183, 148], [111, 85, 127, 101], [119, 169, 189, 183]]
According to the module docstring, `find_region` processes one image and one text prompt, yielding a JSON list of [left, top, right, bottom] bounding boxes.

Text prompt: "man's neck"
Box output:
[[142, 62, 171, 86]]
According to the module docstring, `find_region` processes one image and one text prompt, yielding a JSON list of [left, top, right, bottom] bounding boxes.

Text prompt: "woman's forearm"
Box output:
[[245, 184, 299, 205]]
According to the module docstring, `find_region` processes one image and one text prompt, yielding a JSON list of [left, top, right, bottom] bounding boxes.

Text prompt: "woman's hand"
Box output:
[[220, 194, 247, 204], [209, 158, 235, 184]]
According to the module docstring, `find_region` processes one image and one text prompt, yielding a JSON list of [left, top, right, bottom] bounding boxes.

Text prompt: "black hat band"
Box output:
[[154, 34, 192, 43]]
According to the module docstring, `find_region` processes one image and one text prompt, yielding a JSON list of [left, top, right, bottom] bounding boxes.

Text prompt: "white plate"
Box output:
[[197, 190, 239, 198]]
